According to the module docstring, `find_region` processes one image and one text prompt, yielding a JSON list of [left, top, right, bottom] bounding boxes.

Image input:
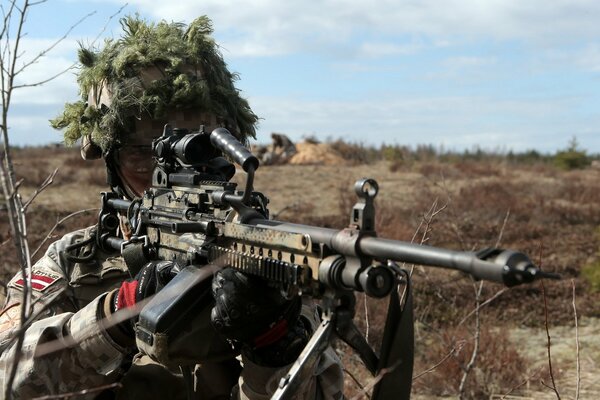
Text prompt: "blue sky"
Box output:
[[5, 0, 600, 153]]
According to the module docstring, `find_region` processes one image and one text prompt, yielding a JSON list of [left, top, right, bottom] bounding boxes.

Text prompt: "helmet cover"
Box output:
[[51, 15, 258, 155]]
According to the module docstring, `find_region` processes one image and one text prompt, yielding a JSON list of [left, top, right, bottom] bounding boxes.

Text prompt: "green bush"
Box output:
[[553, 137, 591, 170], [582, 260, 600, 292], [381, 144, 408, 162]]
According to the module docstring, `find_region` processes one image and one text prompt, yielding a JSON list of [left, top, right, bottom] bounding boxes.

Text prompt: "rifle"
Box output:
[[96, 126, 559, 400]]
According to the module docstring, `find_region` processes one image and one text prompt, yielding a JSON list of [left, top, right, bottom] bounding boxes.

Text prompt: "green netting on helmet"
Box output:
[[51, 15, 258, 151]]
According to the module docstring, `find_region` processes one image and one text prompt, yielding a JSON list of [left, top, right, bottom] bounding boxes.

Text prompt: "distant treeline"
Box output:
[[6, 135, 597, 171], [321, 135, 597, 170]]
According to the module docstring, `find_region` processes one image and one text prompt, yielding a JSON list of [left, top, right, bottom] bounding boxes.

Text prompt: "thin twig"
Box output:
[[572, 279, 580, 400], [31, 208, 99, 258], [272, 202, 300, 219], [343, 368, 370, 399], [539, 243, 561, 400], [412, 341, 465, 381], [0, 287, 66, 354], [458, 281, 484, 399], [348, 361, 400, 400], [8, 276, 193, 362], [89, 3, 128, 46], [12, 11, 96, 79], [22, 168, 57, 211], [31, 382, 123, 400], [363, 294, 370, 344], [500, 367, 544, 399], [456, 288, 508, 327], [494, 209, 511, 248], [406, 198, 447, 279]]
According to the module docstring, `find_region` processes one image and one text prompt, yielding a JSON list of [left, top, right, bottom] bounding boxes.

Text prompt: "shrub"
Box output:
[[328, 140, 375, 165], [582, 260, 600, 292], [413, 325, 530, 399], [553, 137, 591, 170]]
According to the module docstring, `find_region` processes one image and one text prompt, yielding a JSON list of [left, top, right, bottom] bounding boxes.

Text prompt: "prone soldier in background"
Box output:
[[0, 16, 343, 399]]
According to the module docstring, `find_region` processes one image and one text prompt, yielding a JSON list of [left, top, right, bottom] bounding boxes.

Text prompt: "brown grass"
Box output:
[[3, 146, 600, 398], [413, 325, 531, 398]]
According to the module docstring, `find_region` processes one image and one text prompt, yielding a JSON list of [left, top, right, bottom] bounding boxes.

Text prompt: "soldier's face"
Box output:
[[113, 117, 165, 196], [115, 144, 155, 196]]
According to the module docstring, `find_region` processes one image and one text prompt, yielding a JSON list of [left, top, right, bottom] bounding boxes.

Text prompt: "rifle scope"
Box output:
[[153, 127, 219, 166]]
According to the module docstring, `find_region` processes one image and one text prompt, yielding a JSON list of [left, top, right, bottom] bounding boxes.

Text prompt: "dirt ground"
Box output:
[[2, 145, 600, 398]]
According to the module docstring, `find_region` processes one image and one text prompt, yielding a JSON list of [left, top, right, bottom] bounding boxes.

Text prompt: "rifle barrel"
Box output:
[[359, 236, 504, 283], [251, 219, 505, 283]]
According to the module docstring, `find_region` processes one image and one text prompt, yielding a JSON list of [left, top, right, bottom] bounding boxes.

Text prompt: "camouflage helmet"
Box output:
[[51, 15, 258, 158]]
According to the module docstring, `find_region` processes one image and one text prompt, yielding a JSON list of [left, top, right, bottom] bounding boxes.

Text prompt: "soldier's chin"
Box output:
[[130, 171, 153, 183], [127, 177, 153, 196]]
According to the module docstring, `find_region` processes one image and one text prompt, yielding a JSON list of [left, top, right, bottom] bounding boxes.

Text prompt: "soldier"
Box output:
[[271, 133, 297, 160], [0, 16, 343, 399], [259, 133, 297, 165]]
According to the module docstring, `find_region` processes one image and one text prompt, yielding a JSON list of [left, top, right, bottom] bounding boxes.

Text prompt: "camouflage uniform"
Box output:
[[0, 227, 344, 399]]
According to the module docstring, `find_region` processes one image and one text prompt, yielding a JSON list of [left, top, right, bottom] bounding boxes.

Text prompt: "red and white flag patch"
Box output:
[[11, 271, 61, 292]]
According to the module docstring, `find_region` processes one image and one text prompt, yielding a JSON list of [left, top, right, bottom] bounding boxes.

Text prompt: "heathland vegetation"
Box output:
[[2, 138, 600, 398]]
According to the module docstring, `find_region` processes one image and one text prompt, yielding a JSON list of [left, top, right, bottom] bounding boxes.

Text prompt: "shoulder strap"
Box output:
[[372, 274, 414, 400]]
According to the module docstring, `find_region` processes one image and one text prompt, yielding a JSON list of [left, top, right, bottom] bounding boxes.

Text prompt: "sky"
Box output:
[[4, 0, 600, 153]]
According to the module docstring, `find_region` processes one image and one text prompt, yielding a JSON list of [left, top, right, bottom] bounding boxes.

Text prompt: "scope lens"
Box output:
[[173, 133, 217, 164]]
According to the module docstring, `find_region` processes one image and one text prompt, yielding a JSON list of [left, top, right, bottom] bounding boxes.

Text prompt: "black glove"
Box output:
[[104, 260, 179, 346], [210, 267, 308, 367]]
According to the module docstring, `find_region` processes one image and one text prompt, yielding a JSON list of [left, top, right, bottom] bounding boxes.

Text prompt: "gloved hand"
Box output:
[[103, 260, 179, 347], [210, 267, 308, 367]]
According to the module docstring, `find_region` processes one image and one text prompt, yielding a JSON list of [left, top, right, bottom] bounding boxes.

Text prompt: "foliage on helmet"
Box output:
[[51, 15, 258, 151]]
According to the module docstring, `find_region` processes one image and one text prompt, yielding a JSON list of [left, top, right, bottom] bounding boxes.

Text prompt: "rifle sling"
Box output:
[[372, 275, 414, 400]]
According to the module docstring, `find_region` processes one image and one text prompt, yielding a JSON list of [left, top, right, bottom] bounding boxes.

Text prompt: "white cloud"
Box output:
[[357, 42, 422, 58], [109, 0, 600, 57], [7, 114, 60, 146], [576, 44, 600, 72], [442, 56, 497, 69], [9, 38, 80, 106], [247, 94, 589, 152]]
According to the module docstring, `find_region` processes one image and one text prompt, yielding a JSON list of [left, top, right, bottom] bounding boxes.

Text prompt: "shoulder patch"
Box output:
[[9, 270, 62, 292]]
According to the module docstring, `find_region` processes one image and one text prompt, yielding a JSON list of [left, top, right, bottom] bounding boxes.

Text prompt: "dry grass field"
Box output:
[[2, 144, 600, 399]]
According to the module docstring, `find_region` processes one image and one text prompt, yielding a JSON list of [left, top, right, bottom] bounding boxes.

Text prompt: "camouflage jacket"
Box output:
[[0, 227, 344, 399]]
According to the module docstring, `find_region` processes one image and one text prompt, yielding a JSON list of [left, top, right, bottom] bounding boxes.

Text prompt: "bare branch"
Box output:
[[272, 202, 300, 219], [32, 208, 99, 258], [12, 66, 74, 89], [572, 279, 580, 400], [1, 236, 11, 247], [6, 191, 35, 400], [500, 367, 544, 399], [362, 294, 370, 344], [13, 11, 96, 77], [494, 209, 511, 248], [22, 167, 57, 211], [16, 287, 165, 360], [401, 198, 448, 303], [348, 361, 400, 400], [458, 281, 484, 399], [343, 368, 371, 399], [89, 3, 128, 46], [0, 1, 18, 40], [456, 288, 508, 327], [412, 341, 466, 381], [540, 249, 561, 400], [32, 382, 123, 400], [0, 287, 66, 354]]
